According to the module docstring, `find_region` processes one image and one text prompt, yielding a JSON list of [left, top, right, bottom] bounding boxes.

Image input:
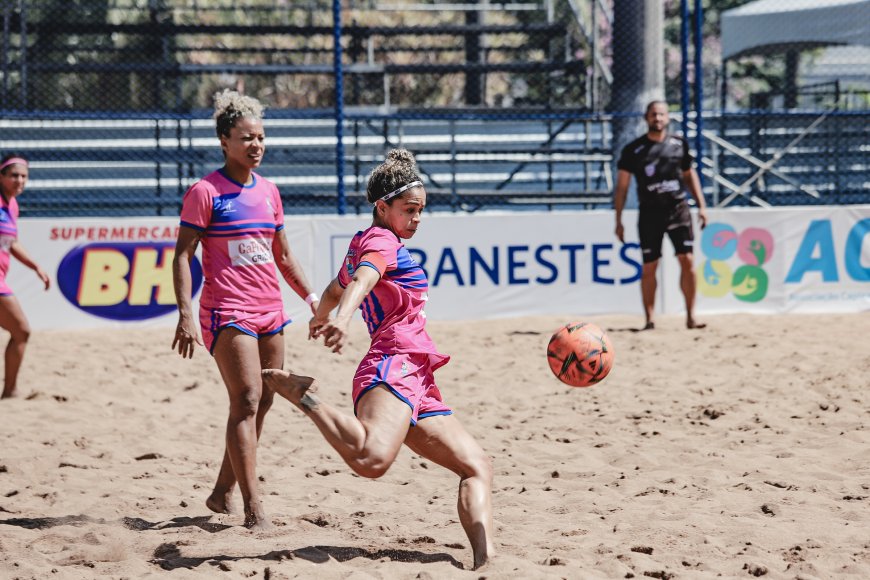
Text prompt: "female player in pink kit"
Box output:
[[262, 149, 495, 569], [172, 90, 319, 530], [0, 154, 51, 399]]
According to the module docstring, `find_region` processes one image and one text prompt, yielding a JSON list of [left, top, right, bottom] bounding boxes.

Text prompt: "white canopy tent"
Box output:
[[721, 0, 870, 60]]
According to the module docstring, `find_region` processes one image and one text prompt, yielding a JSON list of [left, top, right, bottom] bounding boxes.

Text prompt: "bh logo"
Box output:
[[697, 223, 773, 303], [58, 242, 203, 321]]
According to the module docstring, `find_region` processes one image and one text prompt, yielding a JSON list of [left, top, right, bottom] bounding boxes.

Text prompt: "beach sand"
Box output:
[[1, 313, 868, 579]]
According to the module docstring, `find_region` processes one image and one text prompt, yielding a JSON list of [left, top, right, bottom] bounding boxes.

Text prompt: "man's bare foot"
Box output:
[[262, 369, 318, 411], [206, 489, 237, 515], [1, 389, 17, 399], [642, 321, 655, 331], [687, 319, 707, 329], [472, 554, 492, 571]]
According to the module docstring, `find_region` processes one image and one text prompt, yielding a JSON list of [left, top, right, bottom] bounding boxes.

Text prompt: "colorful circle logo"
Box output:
[[698, 224, 773, 303]]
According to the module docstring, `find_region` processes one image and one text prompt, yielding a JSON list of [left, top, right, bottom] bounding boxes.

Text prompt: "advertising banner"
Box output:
[[8, 206, 869, 331], [690, 206, 870, 314]]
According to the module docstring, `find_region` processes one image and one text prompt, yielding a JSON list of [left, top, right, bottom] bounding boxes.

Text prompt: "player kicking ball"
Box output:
[[263, 148, 494, 570]]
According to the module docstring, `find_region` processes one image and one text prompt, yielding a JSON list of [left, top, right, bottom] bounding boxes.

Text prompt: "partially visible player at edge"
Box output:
[[0, 154, 51, 399], [613, 100, 708, 330], [261, 148, 495, 570], [171, 90, 319, 530]]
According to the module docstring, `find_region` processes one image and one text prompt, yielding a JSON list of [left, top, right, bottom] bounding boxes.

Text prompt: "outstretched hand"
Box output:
[[312, 319, 348, 354]]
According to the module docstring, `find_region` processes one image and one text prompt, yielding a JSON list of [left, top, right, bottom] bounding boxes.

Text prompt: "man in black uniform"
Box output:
[[614, 101, 708, 330]]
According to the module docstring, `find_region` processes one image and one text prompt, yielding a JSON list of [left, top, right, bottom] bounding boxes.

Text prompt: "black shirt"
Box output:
[[617, 134, 693, 210]]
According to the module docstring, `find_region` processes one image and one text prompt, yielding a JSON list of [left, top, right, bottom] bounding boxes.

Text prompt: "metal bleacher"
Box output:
[[2, 0, 623, 217], [5, 112, 616, 217], [8, 106, 868, 217], [699, 111, 869, 208]]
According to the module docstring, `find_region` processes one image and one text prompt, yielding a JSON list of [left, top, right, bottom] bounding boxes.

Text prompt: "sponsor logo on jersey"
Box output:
[[229, 237, 273, 267]]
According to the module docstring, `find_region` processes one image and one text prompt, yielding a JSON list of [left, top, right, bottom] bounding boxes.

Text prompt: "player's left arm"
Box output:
[[10, 241, 50, 290], [683, 167, 707, 230], [272, 230, 319, 315]]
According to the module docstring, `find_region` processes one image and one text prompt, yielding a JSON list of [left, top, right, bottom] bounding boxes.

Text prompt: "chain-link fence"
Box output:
[[1, 0, 867, 216]]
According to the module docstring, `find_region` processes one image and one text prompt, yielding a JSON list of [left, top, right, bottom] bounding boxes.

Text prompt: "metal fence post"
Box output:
[[680, 0, 690, 139], [693, 0, 705, 188], [333, 0, 346, 215], [19, 0, 26, 109], [155, 119, 162, 216], [2, 4, 9, 110]]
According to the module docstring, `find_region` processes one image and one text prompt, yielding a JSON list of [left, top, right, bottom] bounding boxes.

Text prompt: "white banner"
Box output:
[[684, 206, 870, 314], [8, 206, 870, 331]]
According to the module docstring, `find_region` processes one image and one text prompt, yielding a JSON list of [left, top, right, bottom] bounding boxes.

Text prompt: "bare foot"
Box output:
[[1, 388, 17, 399], [244, 506, 274, 531], [262, 369, 318, 411], [206, 489, 237, 515], [642, 321, 655, 331], [687, 319, 707, 329]]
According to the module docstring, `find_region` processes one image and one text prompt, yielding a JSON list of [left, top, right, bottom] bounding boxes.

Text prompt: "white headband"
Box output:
[[378, 180, 423, 204]]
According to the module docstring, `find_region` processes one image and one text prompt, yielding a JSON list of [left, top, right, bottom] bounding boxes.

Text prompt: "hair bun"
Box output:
[[386, 148, 416, 167]]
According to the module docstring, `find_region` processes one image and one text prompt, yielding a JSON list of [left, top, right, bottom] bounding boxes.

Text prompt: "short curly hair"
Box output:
[[366, 148, 421, 204], [213, 89, 265, 138]]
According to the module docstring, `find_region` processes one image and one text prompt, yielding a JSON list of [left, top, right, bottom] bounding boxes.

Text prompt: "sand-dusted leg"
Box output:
[[207, 332, 283, 516], [404, 414, 495, 570], [212, 329, 275, 530]]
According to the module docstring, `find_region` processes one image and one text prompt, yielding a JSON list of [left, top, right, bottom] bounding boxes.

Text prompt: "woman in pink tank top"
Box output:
[[0, 154, 51, 400], [262, 149, 495, 570], [171, 91, 319, 530]]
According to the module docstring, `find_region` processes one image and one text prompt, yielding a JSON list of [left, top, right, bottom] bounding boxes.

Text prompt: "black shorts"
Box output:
[[638, 204, 694, 264]]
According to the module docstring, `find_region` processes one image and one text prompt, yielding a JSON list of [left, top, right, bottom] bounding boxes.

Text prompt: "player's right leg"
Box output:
[[262, 369, 411, 478], [0, 295, 31, 399], [638, 215, 665, 330]]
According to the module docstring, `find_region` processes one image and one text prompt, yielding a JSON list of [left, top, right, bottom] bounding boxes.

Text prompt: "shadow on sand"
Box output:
[[150, 541, 465, 571], [0, 514, 231, 533], [0, 514, 465, 570]]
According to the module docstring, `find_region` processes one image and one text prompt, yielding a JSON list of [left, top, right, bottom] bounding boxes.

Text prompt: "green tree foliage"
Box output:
[[663, 0, 785, 109]]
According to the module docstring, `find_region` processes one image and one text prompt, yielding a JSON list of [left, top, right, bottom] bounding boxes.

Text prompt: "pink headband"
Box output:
[[0, 158, 28, 172]]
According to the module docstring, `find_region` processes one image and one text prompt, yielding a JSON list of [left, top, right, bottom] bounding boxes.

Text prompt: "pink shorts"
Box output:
[[200, 308, 291, 354], [352, 351, 452, 425]]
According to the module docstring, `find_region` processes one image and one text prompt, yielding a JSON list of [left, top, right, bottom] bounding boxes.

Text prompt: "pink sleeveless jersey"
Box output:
[[180, 169, 285, 312], [0, 195, 19, 295], [338, 226, 446, 361]]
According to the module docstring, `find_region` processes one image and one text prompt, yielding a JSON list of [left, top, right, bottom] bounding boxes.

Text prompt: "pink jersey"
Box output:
[[338, 226, 444, 358], [180, 169, 285, 312], [0, 194, 19, 294]]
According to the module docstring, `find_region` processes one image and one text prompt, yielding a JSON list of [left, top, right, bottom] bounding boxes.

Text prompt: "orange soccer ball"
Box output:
[[547, 322, 614, 387]]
